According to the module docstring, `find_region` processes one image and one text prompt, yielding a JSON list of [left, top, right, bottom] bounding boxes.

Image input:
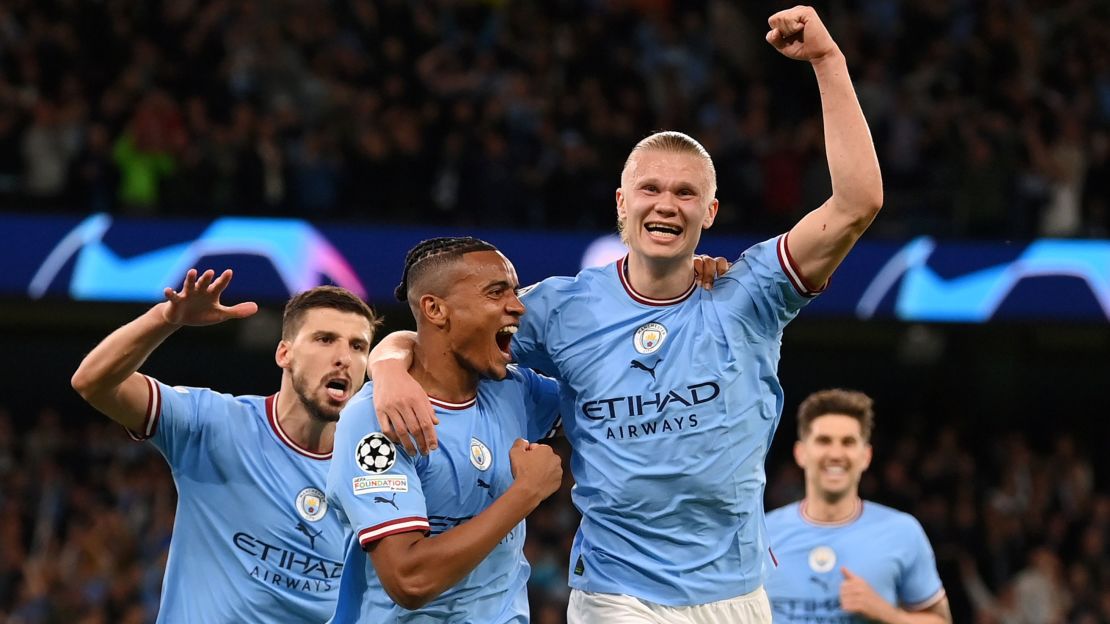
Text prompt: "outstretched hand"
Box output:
[[765, 6, 840, 63], [161, 269, 258, 327]]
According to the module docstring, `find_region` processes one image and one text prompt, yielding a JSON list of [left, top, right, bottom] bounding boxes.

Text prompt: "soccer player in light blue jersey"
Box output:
[[765, 389, 950, 623], [326, 237, 564, 623], [370, 7, 883, 622], [71, 269, 380, 622]]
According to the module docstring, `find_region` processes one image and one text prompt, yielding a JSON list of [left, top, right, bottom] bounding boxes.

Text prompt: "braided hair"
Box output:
[[394, 237, 499, 303]]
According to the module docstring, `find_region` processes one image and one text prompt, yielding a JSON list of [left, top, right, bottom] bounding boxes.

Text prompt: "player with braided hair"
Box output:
[[325, 237, 564, 622]]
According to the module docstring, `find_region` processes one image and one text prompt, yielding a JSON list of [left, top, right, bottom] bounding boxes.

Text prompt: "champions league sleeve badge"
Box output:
[[355, 433, 398, 474], [295, 487, 328, 522]]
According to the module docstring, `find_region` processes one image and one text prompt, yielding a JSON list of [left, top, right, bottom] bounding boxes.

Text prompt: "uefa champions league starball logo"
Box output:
[[295, 487, 327, 522], [356, 433, 397, 474]]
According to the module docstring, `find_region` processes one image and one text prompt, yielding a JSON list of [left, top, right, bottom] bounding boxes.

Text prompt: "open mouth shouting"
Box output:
[[324, 376, 351, 403], [495, 324, 518, 361], [644, 221, 683, 242]]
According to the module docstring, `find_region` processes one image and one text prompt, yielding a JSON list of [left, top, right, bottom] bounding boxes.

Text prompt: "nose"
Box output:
[[334, 343, 353, 367], [654, 194, 679, 214], [506, 293, 525, 316]]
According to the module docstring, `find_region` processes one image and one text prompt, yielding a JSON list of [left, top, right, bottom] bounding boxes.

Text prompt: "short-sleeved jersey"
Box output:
[[326, 365, 560, 623], [129, 376, 348, 623], [764, 500, 946, 622], [511, 235, 820, 606]]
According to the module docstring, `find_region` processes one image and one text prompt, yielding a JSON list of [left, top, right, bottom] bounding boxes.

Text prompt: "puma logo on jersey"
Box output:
[[295, 522, 323, 549], [374, 493, 399, 509], [477, 478, 494, 498], [630, 358, 661, 381]]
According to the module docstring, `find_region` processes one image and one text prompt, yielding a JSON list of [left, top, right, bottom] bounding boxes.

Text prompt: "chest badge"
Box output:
[[633, 322, 667, 354], [470, 437, 492, 471], [295, 487, 328, 522], [808, 545, 837, 573]]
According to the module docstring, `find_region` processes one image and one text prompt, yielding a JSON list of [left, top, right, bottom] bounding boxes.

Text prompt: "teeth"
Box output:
[[824, 466, 846, 474], [646, 224, 681, 235], [498, 326, 518, 335]]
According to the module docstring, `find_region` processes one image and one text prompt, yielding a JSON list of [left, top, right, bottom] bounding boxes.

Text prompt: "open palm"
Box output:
[[162, 269, 258, 327]]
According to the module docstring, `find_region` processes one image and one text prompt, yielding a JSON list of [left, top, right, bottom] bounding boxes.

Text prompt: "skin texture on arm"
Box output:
[[70, 269, 257, 431], [368, 330, 440, 455], [840, 568, 952, 624], [367, 439, 561, 610], [766, 6, 884, 290]]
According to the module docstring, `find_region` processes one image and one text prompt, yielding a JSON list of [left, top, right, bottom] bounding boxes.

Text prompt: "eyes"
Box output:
[[315, 334, 367, 351], [640, 184, 697, 197], [814, 436, 860, 447]]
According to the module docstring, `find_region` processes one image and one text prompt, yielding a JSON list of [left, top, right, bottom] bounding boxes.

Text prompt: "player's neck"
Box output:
[[410, 340, 478, 404], [624, 253, 694, 300], [803, 493, 862, 525], [275, 390, 336, 454]]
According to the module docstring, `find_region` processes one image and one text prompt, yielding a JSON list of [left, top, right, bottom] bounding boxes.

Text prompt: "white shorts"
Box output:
[[567, 586, 771, 624]]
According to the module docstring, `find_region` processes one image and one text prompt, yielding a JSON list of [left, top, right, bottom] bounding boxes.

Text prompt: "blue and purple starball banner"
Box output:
[[3, 213, 1109, 323]]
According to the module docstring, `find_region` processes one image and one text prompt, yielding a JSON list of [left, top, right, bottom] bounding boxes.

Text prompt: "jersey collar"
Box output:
[[799, 498, 864, 527], [616, 256, 697, 306], [266, 393, 332, 460]]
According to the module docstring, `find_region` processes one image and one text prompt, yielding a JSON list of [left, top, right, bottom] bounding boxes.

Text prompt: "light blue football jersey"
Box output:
[[129, 376, 348, 623], [511, 235, 820, 606], [764, 500, 946, 622], [326, 365, 561, 623]]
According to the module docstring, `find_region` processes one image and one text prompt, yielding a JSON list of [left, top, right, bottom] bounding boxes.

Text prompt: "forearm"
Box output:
[[812, 52, 883, 223], [377, 483, 543, 608], [71, 304, 178, 412], [368, 331, 418, 379], [869, 599, 951, 624]]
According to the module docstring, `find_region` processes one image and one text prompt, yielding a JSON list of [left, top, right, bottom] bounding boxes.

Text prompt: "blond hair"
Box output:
[[617, 131, 718, 242]]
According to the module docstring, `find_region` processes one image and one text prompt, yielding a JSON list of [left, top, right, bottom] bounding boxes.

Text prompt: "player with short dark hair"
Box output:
[[765, 388, 951, 623], [71, 269, 379, 622], [325, 237, 563, 622]]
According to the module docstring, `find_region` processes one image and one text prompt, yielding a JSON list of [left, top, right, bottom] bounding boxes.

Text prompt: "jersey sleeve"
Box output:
[[897, 517, 946, 610], [715, 234, 823, 337], [129, 376, 233, 469], [327, 391, 430, 551], [513, 366, 562, 441], [512, 279, 565, 377]]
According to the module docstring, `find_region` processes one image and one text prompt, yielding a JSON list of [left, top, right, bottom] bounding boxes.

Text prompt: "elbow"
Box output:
[[70, 368, 94, 400], [385, 575, 440, 611], [389, 585, 435, 611]]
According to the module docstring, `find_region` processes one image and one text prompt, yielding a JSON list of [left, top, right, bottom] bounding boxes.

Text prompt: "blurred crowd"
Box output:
[[1, 402, 1106, 623], [0, 0, 1108, 237]]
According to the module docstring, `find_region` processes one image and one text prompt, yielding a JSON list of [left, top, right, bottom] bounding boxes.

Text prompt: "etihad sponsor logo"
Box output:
[[581, 381, 720, 420], [233, 532, 343, 581], [605, 414, 698, 440], [353, 475, 408, 496]]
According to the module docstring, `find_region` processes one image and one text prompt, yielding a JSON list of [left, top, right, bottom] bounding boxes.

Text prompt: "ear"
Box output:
[[615, 187, 626, 221], [275, 340, 291, 369], [702, 198, 719, 230], [420, 294, 449, 329], [861, 443, 873, 472], [793, 439, 806, 469]]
